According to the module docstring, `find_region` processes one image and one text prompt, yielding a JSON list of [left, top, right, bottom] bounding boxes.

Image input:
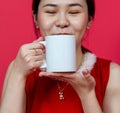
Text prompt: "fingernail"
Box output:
[[82, 70, 89, 75], [39, 73, 43, 77]]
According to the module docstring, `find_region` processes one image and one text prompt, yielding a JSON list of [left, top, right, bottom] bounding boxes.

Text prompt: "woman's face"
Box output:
[[36, 0, 90, 46]]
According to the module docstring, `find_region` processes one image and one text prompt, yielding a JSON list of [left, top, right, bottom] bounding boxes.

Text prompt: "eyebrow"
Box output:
[[43, 4, 57, 7], [43, 3, 83, 8], [69, 3, 83, 8]]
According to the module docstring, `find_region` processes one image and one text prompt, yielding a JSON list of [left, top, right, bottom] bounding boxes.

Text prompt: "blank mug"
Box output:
[[40, 35, 76, 72]]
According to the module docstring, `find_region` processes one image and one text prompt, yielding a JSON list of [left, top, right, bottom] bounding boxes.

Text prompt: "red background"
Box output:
[[0, 0, 120, 96]]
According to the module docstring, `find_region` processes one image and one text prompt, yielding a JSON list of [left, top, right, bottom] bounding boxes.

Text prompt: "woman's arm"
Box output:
[[76, 62, 120, 113], [76, 71, 103, 113], [0, 39, 44, 113], [0, 61, 27, 113], [79, 90, 103, 113], [103, 62, 120, 113]]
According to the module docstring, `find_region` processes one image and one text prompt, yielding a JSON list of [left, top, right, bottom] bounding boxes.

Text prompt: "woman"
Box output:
[[0, 0, 120, 113]]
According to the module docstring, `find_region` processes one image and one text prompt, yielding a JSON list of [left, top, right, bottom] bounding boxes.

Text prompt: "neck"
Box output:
[[76, 46, 84, 70]]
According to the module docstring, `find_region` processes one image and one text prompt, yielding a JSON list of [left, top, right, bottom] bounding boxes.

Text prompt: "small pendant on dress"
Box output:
[[59, 91, 64, 100]]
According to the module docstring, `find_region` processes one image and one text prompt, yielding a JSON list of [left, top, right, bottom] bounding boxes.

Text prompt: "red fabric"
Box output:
[[25, 58, 110, 113]]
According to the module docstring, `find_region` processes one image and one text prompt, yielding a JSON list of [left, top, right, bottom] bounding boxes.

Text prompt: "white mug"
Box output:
[[40, 35, 76, 72]]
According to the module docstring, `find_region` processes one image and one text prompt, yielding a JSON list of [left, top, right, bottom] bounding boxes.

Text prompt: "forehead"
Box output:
[[39, 0, 87, 7]]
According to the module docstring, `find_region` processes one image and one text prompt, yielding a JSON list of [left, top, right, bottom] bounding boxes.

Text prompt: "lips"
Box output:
[[55, 33, 72, 35]]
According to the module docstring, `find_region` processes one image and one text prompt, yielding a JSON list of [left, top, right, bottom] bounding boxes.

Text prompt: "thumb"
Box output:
[[33, 37, 44, 43]]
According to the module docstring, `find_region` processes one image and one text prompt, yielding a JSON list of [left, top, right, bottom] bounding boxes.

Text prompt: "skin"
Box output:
[[0, 0, 120, 113]]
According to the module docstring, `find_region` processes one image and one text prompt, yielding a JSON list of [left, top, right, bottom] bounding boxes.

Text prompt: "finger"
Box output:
[[32, 42, 45, 54], [82, 69, 90, 75], [25, 56, 45, 71], [25, 52, 45, 64], [26, 42, 44, 50], [39, 72, 54, 77], [34, 49, 45, 56], [33, 37, 44, 43], [34, 60, 44, 68], [39, 72, 68, 82], [31, 60, 45, 72], [39, 72, 74, 79], [19, 41, 44, 55], [82, 70, 94, 83], [23, 49, 45, 60], [32, 54, 45, 62]]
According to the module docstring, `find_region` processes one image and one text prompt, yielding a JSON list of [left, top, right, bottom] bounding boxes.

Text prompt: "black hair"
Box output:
[[86, 0, 95, 19], [32, 0, 40, 15]]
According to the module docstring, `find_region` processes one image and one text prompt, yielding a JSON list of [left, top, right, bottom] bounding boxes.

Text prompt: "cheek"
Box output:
[[73, 14, 88, 29], [72, 19, 88, 32], [71, 17, 88, 45], [72, 20, 87, 44], [37, 15, 53, 34]]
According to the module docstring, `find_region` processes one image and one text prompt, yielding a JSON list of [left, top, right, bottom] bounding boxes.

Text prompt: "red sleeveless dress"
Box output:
[[25, 58, 110, 113]]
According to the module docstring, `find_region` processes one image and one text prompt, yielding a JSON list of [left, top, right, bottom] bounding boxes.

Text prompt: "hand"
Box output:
[[39, 70, 96, 98], [12, 37, 45, 77]]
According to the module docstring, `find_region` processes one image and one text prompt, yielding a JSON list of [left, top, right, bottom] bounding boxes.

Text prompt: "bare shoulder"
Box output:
[[103, 62, 120, 113], [110, 62, 120, 72], [108, 62, 120, 89], [110, 62, 120, 82]]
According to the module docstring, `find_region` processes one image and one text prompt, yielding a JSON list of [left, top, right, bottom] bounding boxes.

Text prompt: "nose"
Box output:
[[55, 13, 70, 28]]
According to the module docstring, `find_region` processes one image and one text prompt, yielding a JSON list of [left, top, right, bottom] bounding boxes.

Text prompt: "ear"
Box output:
[[33, 14, 39, 28], [87, 16, 93, 29]]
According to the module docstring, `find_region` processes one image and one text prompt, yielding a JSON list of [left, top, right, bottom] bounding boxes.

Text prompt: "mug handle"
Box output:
[[39, 41, 47, 70]]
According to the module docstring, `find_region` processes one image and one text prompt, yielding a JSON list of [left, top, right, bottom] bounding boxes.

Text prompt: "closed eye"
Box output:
[[69, 12, 80, 14], [45, 11, 56, 14]]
